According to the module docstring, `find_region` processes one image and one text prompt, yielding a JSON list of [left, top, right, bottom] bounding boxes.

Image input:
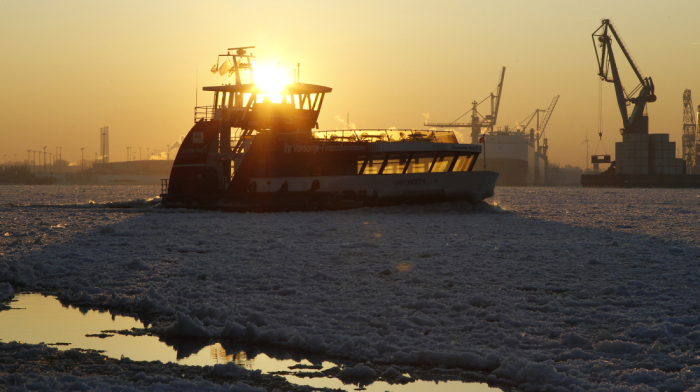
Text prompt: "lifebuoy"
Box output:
[[247, 181, 257, 193]]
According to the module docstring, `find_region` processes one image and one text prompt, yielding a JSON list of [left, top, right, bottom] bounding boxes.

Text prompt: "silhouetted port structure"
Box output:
[[582, 19, 700, 187], [425, 67, 505, 144], [424, 68, 560, 186], [100, 126, 110, 164], [682, 90, 699, 173]]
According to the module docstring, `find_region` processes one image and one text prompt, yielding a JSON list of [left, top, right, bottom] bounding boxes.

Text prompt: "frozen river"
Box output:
[[1, 185, 699, 391]]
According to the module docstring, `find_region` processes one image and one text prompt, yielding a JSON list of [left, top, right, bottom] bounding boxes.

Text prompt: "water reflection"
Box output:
[[211, 343, 236, 365], [0, 294, 503, 391]]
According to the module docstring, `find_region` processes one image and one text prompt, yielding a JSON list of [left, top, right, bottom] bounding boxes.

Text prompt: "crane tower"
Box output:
[[682, 89, 696, 172]]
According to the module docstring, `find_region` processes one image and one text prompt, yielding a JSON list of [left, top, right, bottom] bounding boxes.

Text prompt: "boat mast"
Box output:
[[225, 46, 255, 107]]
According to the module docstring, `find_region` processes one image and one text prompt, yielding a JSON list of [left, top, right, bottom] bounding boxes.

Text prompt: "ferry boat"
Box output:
[[160, 47, 498, 211]]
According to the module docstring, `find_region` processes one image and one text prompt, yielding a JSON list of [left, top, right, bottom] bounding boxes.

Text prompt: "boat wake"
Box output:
[[1, 197, 507, 215], [357, 199, 507, 214], [102, 197, 163, 209], [0, 197, 164, 210]]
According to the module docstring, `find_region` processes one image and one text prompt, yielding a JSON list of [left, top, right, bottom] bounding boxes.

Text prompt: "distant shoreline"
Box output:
[[0, 167, 166, 186], [0, 167, 58, 185]]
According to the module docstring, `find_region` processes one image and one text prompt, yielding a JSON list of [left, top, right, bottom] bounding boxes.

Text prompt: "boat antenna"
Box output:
[[297, 63, 300, 83], [195, 69, 198, 108]]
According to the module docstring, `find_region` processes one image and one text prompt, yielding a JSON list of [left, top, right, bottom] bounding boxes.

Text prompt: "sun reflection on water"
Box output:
[[0, 294, 503, 391]]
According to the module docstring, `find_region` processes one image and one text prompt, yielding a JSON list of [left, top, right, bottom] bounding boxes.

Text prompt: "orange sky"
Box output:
[[1, 0, 699, 168]]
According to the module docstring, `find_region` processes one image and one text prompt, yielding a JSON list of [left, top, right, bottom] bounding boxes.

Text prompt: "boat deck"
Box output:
[[311, 129, 458, 144]]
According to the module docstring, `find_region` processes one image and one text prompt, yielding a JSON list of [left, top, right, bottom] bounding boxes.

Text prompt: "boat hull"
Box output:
[[161, 171, 498, 211]]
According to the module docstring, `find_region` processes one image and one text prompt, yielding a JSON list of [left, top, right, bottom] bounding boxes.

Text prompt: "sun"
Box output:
[[255, 65, 289, 94]]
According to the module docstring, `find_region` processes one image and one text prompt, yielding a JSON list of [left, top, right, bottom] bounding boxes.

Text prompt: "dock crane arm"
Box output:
[[537, 95, 559, 142], [515, 110, 539, 133], [489, 67, 506, 133], [592, 19, 655, 135]]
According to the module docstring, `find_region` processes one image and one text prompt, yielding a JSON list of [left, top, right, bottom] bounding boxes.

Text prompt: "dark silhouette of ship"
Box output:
[[161, 47, 498, 210]]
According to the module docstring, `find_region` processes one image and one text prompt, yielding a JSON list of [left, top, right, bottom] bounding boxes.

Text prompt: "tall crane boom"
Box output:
[[537, 95, 559, 142], [682, 89, 697, 172], [490, 66, 506, 132], [592, 19, 656, 135]]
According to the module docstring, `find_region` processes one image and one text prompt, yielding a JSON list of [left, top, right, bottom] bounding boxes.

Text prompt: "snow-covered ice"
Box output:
[[1, 185, 700, 391]]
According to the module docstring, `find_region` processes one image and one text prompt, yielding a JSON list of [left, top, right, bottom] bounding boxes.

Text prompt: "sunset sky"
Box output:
[[1, 0, 699, 168]]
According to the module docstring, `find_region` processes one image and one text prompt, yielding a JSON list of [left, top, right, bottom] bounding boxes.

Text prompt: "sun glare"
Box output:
[[255, 65, 289, 94]]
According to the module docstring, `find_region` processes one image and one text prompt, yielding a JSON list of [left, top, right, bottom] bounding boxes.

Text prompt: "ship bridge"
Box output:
[[193, 46, 333, 158], [197, 82, 332, 133]]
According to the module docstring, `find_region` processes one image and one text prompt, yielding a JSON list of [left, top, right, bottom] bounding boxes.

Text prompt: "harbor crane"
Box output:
[[584, 20, 700, 186], [682, 89, 697, 172], [537, 95, 559, 144], [424, 67, 505, 144], [592, 19, 656, 136], [513, 95, 559, 157]]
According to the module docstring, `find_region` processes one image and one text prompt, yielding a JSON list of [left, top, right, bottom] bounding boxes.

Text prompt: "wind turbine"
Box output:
[[580, 131, 590, 171]]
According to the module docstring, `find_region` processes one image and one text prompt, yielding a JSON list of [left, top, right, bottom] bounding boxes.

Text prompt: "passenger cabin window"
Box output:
[[362, 154, 384, 175], [405, 152, 435, 173], [432, 153, 456, 172], [357, 152, 476, 174], [381, 153, 406, 174], [453, 154, 475, 171]]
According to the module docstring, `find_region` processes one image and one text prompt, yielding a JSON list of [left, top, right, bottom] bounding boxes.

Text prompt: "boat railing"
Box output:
[[312, 129, 458, 143], [194, 106, 215, 122]]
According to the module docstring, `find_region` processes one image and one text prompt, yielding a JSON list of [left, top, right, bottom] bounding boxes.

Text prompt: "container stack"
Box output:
[[615, 133, 684, 175]]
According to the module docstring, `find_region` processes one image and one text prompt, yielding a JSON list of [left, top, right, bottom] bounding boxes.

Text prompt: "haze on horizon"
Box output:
[[1, 0, 699, 169]]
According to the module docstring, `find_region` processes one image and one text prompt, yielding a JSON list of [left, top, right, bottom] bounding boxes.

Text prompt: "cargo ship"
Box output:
[[160, 47, 498, 211], [473, 126, 548, 186]]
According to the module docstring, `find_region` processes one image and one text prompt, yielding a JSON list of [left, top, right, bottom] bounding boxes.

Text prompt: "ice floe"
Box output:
[[1, 185, 700, 391]]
